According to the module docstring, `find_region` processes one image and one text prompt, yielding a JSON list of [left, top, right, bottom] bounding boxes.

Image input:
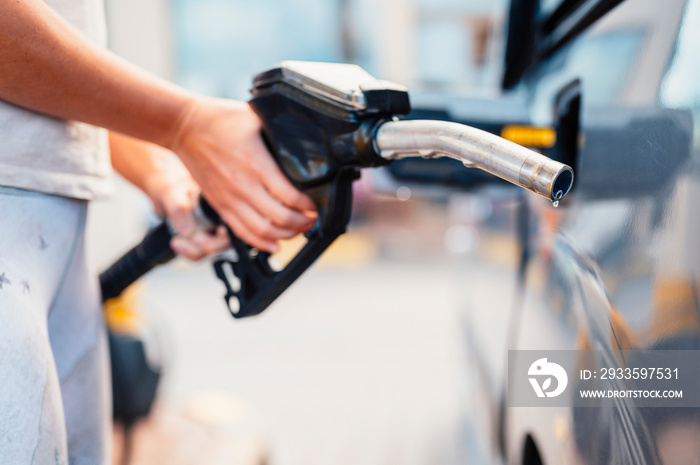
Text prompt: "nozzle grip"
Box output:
[[212, 169, 357, 318]]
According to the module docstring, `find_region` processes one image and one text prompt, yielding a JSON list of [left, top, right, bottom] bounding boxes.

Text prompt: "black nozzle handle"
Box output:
[[99, 199, 221, 303], [99, 221, 176, 302]]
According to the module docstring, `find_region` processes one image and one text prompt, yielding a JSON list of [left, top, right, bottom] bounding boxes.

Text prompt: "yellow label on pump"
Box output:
[[103, 283, 144, 335], [502, 125, 557, 148]]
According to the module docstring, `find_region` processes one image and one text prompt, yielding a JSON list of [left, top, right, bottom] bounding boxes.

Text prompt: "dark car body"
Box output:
[[389, 0, 699, 463]]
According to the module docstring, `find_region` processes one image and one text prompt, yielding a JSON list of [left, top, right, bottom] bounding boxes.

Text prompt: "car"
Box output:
[[386, 0, 699, 463]]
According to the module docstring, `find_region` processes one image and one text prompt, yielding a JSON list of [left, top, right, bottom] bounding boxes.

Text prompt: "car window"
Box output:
[[529, 29, 643, 119], [661, 0, 700, 149], [539, 0, 566, 16], [503, 0, 629, 88]]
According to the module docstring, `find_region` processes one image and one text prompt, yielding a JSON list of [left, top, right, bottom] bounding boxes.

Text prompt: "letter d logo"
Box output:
[[528, 358, 568, 398]]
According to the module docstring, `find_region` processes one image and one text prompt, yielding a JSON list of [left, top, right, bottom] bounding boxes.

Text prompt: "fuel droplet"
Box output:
[[551, 189, 563, 207]]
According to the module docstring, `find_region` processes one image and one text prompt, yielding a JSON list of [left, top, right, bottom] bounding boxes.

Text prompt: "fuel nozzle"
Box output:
[[251, 60, 573, 205], [375, 120, 574, 203]]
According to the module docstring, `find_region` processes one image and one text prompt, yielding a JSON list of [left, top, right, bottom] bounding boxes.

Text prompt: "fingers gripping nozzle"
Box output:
[[209, 62, 411, 318]]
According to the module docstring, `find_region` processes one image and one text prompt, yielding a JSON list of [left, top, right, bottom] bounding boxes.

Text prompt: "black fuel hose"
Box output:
[[99, 222, 176, 302]]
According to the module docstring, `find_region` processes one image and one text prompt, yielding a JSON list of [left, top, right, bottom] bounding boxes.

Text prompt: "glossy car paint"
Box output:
[[391, 0, 699, 463]]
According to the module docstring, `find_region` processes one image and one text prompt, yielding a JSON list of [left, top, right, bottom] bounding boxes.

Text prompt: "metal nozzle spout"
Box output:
[[375, 120, 574, 201]]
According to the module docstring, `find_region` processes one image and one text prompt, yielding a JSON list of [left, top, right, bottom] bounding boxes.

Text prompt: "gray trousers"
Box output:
[[0, 187, 110, 464]]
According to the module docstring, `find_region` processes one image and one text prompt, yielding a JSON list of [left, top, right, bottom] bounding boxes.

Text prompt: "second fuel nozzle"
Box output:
[[375, 120, 574, 202]]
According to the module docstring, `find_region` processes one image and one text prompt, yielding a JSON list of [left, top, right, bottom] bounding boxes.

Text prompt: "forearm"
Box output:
[[0, 0, 193, 149], [109, 132, 179, 198]]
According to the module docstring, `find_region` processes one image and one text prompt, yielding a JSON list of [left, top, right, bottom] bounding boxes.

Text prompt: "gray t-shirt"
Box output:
[[0, 0, 112, 200]]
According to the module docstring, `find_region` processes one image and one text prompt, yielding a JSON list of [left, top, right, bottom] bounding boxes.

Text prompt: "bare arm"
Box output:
[[0, 0, 187, 146], [0, 0, 316, 252]]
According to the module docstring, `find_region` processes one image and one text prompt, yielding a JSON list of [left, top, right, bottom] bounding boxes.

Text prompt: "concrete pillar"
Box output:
[[376, 0, 417, 85], [87, 0, 176, 270]]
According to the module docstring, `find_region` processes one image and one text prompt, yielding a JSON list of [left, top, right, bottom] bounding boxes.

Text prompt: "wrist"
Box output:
[[167, 98, 253, 156], [141, 154, 186, 204], [162, 94, 202, 153]]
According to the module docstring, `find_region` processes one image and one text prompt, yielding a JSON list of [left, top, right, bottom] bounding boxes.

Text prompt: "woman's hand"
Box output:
[[109, 132, 230, 261], [170, 98, 317, 253], [140, 153, 231, 262]]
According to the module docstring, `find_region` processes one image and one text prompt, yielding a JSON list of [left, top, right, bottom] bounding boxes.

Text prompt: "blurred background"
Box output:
[[88, 1, 512, 464]]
